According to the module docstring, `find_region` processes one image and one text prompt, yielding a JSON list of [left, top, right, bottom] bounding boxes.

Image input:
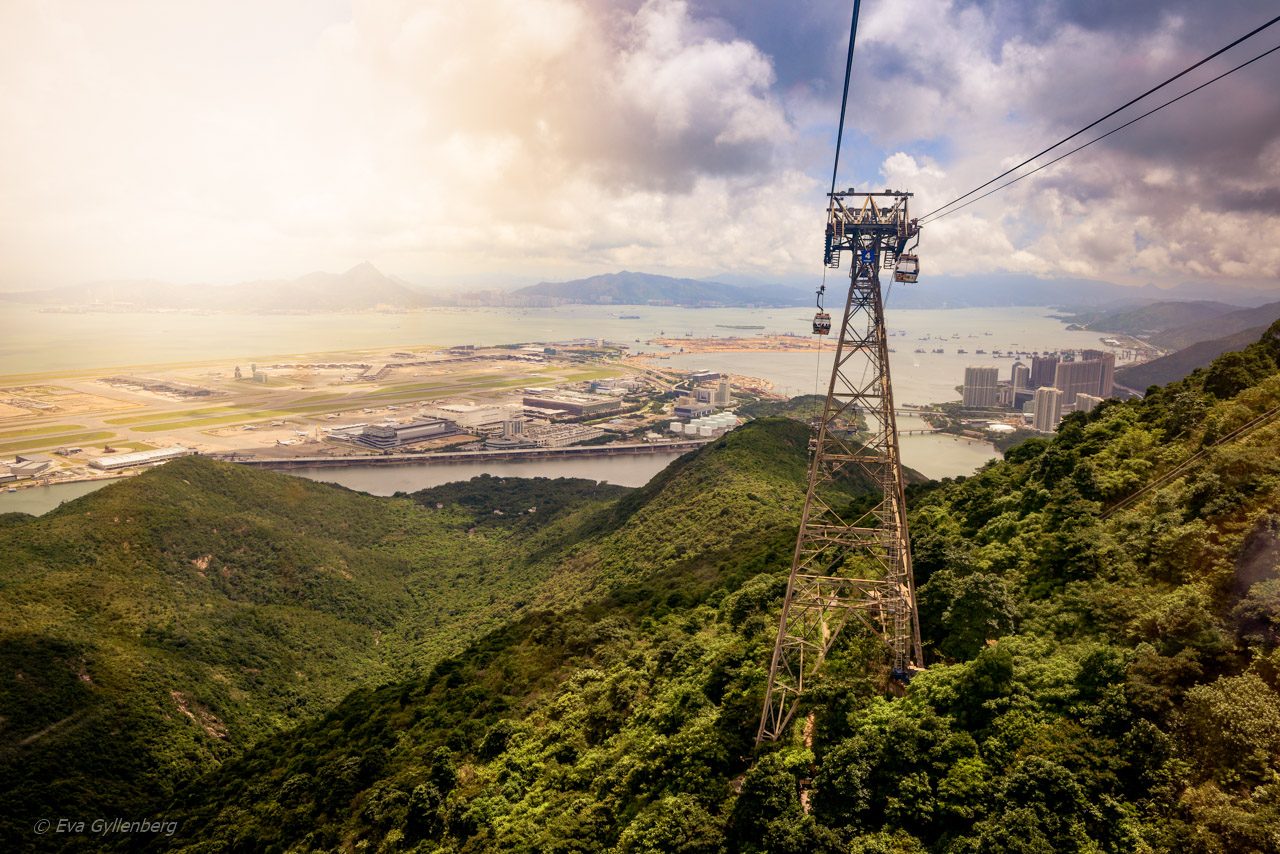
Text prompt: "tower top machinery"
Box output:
[[756, 188, 923, 745]]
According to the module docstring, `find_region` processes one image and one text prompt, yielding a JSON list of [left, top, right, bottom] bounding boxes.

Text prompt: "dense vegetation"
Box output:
[[6, 321, 1280, 852], [0, 465, 625, 847]]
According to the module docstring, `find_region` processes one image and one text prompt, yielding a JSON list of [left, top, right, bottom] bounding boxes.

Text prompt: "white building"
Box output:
[[714, 379, 733, 407], [90, 447, 195, 471], [1075, 393, 1104, 414], [524, 423, 603, 447], [1032, 387, 1063, 433]]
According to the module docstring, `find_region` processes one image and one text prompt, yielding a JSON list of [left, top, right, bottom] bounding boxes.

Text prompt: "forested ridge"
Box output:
[[4, 321, 1280, 852]]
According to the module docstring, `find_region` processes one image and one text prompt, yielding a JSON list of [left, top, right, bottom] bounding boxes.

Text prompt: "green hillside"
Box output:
[[118, 322, 1280, 853], [0, 463, 625, 846], [5, 323, 1280, 852], [131, 417, 872, 852]]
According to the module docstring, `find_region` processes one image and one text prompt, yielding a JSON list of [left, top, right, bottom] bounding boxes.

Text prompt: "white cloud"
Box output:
[[0, 0, 1276, 292]]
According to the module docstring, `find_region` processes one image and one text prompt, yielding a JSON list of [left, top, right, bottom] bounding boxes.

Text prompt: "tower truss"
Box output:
[[756, 190, 923, 745]]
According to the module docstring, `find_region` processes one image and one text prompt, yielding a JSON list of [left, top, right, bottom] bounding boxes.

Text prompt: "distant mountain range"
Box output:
[[1151, 300, 1280, 351], [1115, 326, 1270, 392], [1084, 298, 1280, 390], [525, 271, 1278, 311], [1060, 300, 1245, 338], [513, 271, 810, 307], [883, 273, 1277, 310], [0, 262, 433, 312], [4, 264, 1275, 313]]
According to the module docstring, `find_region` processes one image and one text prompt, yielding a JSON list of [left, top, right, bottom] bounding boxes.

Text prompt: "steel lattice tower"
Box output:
[[756, 190, 923, 745]]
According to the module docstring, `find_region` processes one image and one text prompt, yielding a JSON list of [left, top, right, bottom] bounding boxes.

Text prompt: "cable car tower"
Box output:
[[756, 189, 923, 745]]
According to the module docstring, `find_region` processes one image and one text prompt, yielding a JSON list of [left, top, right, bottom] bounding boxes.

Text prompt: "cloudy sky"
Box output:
[[1, 0, 1278, 292]]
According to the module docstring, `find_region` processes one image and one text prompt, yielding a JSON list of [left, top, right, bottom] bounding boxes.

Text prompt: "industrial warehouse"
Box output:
[[353, 418, 459, 449], [520, 390, 621, 418], [89, 447, 195, 471]]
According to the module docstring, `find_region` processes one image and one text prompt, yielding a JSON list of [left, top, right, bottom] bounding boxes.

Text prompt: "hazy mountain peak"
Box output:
[[343, 260, 384, 277], [516, 270, 808, 306]]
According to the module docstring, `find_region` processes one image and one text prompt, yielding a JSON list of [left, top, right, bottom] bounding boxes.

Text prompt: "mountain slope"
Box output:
[[0, 461, 623, 845], [141, 418, 882, 850], [1067, 299, 1243, 337], [515, 271, 809, 307], [1116, 325, 1267, 391], [1151, 299, 1280, 351], [1112, 301, 1280, 390], [148, 325, 1280, 853]]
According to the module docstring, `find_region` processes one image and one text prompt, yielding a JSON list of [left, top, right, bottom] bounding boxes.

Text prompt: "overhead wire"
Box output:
[[919, 40, 1280, 225], [828, 0, 863, 197], [917, 12, 1280, 222], [815, 0, 863, 402]]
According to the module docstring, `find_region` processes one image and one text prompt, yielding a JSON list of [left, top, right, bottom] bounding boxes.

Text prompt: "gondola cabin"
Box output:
[[894, 254, 919, 283], [813, 312, 832, 335]]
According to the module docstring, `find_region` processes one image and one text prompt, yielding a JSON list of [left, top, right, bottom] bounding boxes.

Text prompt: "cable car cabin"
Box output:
[[813, 312, 832, 335], [894, 254, 919, 283]]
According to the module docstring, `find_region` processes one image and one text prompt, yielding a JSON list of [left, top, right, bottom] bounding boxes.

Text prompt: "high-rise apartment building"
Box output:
[[1011, 362, 1030, 393], [962, 366, 1000, 408], [1053, 359, 1103, 409], [1033, 387, 1063, 433], [1053, 353, 1116, 407], [1030, 355, 1059, 389], [1097, 352, 1115, 398]]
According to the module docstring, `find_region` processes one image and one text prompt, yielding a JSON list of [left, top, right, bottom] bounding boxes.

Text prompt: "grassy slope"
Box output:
[[0, 461, 624, 846], [150, 327, 1280, 853]]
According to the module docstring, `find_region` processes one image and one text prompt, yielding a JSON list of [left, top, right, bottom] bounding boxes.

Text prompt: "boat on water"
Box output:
[[617, 314, 641, 319], [716, 324, 766, 330]]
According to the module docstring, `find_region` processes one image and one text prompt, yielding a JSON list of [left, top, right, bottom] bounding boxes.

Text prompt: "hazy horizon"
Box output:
[[2, 262, 1277, 307]]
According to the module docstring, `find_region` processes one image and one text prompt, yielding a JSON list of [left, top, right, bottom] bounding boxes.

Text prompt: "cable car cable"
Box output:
[[828, 0, 863, 197], [917, 12, 1280, 222], [920, 40, 1280, 224], [812, 0, 861, 399]]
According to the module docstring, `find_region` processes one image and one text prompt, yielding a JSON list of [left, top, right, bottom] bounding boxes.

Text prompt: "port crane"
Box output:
[[757, 189, 924, 744]]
